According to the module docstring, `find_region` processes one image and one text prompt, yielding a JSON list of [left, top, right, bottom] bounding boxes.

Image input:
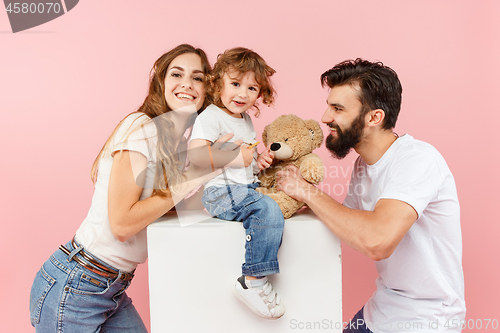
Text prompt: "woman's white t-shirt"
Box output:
[[76, 113, 157, 272]]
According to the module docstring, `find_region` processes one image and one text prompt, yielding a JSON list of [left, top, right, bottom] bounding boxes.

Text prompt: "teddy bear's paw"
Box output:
[[272, 192, 305, 219], [257, 171, 276, 189], [299, 159, 325, 184], [282, 200, 305, 219]]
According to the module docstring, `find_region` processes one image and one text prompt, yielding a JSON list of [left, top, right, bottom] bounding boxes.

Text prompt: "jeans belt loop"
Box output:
[[67, 244, 83, 262], [71, 237, 118, 276], [58, 237, 134, 282]]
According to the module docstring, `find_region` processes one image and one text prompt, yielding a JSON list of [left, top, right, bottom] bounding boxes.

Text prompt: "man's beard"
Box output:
[[325, 114, 365, 159]]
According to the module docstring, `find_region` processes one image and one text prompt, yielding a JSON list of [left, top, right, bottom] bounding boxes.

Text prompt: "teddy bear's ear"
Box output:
[[304, 119, 324, 149], [261, 124, 268, 146]]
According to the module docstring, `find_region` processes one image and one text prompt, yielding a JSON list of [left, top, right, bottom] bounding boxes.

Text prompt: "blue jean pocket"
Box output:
[[74, 272, 109, 294], [30, 265, 56, 326], [63, 267, 111, 297]]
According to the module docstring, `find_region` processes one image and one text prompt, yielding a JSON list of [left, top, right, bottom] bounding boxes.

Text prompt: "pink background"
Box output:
[[1, 0, 499, 331]]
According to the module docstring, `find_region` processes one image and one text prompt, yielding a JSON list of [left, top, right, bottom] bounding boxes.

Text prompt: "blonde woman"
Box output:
[[29, 44, 241, 332]]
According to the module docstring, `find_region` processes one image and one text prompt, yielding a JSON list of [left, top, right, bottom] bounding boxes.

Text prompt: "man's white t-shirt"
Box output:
[[190, 104, 259, 188], [344, 134, 466, 332], [76, 113, 157, 272]]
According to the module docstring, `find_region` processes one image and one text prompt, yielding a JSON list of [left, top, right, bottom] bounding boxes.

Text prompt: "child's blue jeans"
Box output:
[[202, 183, 285, 277]]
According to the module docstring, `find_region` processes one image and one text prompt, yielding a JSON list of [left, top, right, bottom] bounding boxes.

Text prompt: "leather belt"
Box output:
[[59, 237, 134, 281]]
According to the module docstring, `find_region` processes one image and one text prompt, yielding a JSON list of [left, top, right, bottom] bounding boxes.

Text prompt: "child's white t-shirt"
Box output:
[[343, 134, 466, 332], [190, 104, 259, 188], [75, 113, 157, 272]]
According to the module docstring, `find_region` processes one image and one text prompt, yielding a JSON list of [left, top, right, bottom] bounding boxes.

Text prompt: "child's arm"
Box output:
[[257, 145, 275, 171]]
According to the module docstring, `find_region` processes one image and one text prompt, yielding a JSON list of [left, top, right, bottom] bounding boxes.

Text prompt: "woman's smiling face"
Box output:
[[164, 52, 206, 111]]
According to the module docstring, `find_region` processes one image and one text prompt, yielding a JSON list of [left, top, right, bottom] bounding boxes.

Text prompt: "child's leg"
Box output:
[[229, 186, 286, 319], [238, 194, 284, 277], [203, 184, 285, 277], [202, 184, 250, 219], [204, 184, 284, 276], [203, 184, 286, 319]]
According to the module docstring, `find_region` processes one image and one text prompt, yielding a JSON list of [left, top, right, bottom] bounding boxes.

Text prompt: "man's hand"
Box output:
[[276, 165, 315, 202]]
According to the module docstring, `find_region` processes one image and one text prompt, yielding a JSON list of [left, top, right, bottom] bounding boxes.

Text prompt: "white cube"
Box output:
[[147, 209, 342, 332]]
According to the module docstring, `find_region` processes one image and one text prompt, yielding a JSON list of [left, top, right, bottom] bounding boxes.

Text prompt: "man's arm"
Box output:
[[276, 165, 417, 261]]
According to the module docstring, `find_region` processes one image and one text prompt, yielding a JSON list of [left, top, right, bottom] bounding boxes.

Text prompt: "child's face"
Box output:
[[220, 69, 260, 118]]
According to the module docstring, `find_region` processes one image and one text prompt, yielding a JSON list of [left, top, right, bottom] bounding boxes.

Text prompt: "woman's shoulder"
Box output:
[[121, 112, 152, 128], [114, 112, 157, 143]]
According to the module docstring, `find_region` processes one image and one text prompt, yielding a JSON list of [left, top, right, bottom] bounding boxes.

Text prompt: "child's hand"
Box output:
[[257, 145, 274, 171], [240, 144, 256, 167]]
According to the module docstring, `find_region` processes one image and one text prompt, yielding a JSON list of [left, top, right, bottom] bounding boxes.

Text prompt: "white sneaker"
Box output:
[[233, 276, 285, 319]]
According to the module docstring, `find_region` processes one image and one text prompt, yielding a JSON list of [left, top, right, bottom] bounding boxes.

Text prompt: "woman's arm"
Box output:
[[188, 134, 255, 169], [108, 150, 223, 242], [108, 151, 176, 242], [108, 132, 244, 242]]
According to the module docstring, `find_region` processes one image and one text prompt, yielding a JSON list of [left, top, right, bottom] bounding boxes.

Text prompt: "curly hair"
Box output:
[[321, 58, 402, 130], [91, 44, 212, 197], [210, 47, 276, 117]]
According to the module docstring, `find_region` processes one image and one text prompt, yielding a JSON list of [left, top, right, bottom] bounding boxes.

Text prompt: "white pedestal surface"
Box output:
[[147, 208, 342, 332]]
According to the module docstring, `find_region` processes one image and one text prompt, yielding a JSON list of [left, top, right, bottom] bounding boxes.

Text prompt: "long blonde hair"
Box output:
[[90, 44, 211, 197]]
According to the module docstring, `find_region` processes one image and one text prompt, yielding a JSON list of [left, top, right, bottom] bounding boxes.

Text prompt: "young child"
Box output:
[[189, 47, 286, 319]]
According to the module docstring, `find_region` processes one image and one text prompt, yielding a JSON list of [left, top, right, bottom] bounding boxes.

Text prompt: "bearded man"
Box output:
[[276, 59, 466, 333]]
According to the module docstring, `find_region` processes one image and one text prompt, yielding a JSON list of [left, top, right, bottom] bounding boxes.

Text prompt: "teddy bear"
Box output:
[[256, 114, 324, 218]]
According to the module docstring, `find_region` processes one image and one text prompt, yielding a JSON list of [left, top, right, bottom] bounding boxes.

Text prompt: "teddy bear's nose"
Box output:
[[270, 143, 281, 151]]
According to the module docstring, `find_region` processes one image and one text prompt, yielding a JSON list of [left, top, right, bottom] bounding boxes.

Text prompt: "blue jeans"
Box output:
[[343, 307, 373, 333], [29, 240, 147, 333], [203, 183, 285, 277]]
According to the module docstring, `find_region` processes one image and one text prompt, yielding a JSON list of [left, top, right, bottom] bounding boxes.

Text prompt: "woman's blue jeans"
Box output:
[[202, 183, 285, 277], [29, 240, 147, 333]]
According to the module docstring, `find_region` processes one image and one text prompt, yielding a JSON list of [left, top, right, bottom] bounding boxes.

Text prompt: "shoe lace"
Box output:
[[259, 281, 281, 313]]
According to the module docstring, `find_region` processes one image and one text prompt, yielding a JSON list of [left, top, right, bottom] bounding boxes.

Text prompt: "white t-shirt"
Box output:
[[76, 113, 157, 272], [190, 104, 258, 188], [344, 134, 465, 333]]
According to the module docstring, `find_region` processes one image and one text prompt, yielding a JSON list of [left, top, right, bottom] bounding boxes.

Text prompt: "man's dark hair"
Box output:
[[321, 59, 402, 130]]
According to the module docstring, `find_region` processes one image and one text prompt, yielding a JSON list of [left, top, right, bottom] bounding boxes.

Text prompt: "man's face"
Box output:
[[321, 84, 366, 159]]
